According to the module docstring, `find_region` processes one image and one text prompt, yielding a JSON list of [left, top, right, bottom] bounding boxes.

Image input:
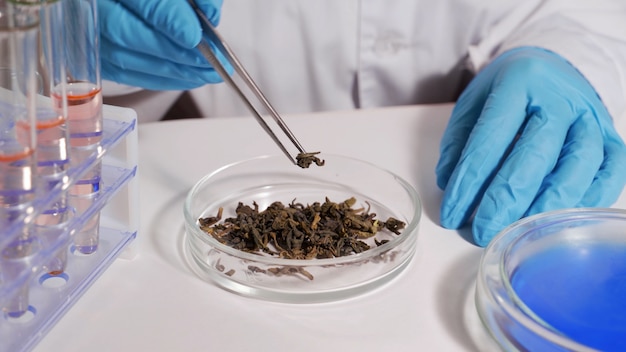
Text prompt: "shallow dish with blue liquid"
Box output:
[[476, 208, 626, 351]]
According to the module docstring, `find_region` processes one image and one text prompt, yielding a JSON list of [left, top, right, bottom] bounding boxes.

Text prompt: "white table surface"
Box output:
[[35, 103, 626, 352]]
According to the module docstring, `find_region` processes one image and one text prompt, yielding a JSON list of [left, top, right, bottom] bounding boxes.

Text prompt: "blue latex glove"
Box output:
[[99, 0, 225, 90], [436, 46, 626, 247]]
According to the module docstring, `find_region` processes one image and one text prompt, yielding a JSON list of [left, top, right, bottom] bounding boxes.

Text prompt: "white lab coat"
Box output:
[[186, 0, 626, 121], [106, 0, 626, 123]]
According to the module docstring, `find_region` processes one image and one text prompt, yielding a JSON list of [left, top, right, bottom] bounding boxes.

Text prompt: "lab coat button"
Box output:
[[373, 33, 404, 56]]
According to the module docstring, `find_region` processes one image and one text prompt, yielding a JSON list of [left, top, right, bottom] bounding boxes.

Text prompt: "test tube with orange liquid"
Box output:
[[60, 0, 103, 255], [35, 0, 71, 275], [0, 0, 41, 318]]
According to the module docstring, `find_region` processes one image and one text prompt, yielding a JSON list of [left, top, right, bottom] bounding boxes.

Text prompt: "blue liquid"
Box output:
[[511, 243, 626, 351]]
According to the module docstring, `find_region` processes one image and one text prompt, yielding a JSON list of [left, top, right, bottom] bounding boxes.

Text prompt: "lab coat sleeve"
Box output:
[[466, 0, 626, 120]]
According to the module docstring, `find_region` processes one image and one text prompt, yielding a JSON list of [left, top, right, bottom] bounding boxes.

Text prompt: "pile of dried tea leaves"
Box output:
[[198, 197, 405, 259]]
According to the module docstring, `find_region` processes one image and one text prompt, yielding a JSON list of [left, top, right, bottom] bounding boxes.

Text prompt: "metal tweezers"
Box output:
[[188, 0, 306, 165]]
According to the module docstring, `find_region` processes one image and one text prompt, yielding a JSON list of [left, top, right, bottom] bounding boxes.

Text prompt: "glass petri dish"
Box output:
[[183, 154, 422, 303], [475, 208, 626, 351]]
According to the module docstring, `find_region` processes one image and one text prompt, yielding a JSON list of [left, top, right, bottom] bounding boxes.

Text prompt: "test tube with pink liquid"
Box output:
[[35, 0, 71, 275], [0, 0, 40, 318], [60, 0, 103, 255]]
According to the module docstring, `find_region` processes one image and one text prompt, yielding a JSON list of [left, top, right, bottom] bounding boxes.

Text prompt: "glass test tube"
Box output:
[[36, 0, 70, 275], [62, 0, 103, 255], [0, 0, 41, 317]]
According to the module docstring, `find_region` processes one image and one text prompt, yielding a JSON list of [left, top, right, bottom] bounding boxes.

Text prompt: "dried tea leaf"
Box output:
[[296, 152, 325, 168]]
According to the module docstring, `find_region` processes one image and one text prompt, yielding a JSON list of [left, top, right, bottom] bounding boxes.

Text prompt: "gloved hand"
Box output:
[[436, 46, 626, 247], [99, 0, 225, 90]]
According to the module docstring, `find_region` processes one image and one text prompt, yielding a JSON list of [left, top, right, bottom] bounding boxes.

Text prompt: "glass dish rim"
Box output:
[[183, 153, 422, 267], [477, 207, 626, 350]]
